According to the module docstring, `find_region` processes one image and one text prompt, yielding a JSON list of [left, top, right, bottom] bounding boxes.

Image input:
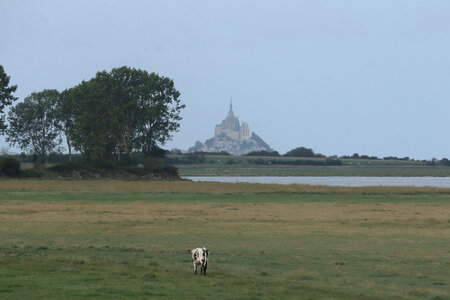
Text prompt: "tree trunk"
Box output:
[[67, 136, 72, 162]]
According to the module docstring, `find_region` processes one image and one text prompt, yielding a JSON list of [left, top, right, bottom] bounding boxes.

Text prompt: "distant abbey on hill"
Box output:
[[189, 102, 272, 155]]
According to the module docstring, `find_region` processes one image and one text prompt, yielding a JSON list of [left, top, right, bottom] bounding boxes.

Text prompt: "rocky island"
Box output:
[[189, 103, 272, 155]]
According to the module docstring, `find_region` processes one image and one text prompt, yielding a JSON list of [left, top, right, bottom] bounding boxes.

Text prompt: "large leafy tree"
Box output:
[[56, 89, 76, 161], [69, 66, 184, 161], [94, 67, 140, 160], [67, 80, 116, 161], [134, 72, 183, 155], [0, 65, 18, 133], [6, 89, 62, 164]]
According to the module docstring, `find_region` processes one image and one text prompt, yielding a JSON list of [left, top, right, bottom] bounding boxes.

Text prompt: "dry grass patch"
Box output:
[[1, 179, 450, 195], [1, 201, 448, 236], [1, 200, 448, 218]]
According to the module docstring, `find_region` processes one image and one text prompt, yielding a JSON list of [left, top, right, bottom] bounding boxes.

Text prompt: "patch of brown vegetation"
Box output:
[[1, 179, 450, 195], [1, 201, 448, 231]]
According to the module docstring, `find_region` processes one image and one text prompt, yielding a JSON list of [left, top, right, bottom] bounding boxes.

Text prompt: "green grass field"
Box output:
[[0, 180, 449, 299]]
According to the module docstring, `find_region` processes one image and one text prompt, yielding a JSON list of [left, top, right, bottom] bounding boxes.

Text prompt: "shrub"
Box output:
[[163, 165, 178, 177], [48, 162, 79, 173], [125, 166, 147, 176], [117, 155, 135, 166], [244, 150, 280, 157], [186, 153, 206, 164], [253, 158, 269, 165], [0, 157, 21, 177], [325, 158, 342, 166], [90, 159, 116, 170], [20, 169, 43, 178], [143, 156, 178, 177], [143, 156, 165, 171]]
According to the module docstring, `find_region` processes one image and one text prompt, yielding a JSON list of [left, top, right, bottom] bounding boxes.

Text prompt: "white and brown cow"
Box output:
[[187, 247, 210, 276]]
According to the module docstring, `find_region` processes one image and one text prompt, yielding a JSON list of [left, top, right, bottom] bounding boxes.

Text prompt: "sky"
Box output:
[[1, 0, 450, 159]]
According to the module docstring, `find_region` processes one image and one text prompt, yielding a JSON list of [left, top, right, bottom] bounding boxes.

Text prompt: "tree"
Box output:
[[6, 90, 62, 164], [244, 150, 281, 157], [0, 65, 18, 133], [133, 71, 184, 155], [69, 66, 184, 161], [68, 80, 117, 161], [284, 147, 315, 157], [56, 89, 76, 161], [351, 153, 360, 159], [440, 158, 450, 166], [95, 67, 142, 160]]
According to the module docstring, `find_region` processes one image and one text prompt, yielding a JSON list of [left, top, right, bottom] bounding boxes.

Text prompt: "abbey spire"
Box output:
[[229, 98, 234, 115]]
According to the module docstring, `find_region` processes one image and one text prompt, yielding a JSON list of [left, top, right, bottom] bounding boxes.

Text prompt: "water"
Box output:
[[183, 176, 450, 188]]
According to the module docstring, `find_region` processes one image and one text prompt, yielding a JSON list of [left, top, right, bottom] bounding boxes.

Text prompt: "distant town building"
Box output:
[[189, 101, 272, 155]]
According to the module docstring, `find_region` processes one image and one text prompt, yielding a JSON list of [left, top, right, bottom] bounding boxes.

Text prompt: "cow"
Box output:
[[187, 247, 210, 276]]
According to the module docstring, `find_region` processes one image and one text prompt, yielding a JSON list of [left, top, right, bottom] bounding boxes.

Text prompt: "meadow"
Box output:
[[173, 157, 450, 177], [0, 180, 449, 299], [177, 164, 450, 177]]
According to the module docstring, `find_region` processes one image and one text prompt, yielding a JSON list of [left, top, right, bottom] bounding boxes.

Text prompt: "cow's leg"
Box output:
[[194, 263, 198, 275], [200, 263, 207, 276]]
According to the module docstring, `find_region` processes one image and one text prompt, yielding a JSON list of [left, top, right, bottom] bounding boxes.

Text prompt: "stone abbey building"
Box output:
[[214, 103, 249, 140], [189, 102, 272, 156]]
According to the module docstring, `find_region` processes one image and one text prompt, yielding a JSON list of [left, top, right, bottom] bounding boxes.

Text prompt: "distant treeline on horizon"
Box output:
[[168, 146, 449, 164], [7, 146, 446, 167]]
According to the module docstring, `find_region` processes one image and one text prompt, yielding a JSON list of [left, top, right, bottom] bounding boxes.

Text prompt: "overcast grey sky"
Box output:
[[1, 0, 450, 159]]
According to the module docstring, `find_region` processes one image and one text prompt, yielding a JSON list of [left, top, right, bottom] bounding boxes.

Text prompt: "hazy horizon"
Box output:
[[1, 0, 450, 160]]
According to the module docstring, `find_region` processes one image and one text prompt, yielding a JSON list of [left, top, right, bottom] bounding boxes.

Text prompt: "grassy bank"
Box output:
[[0, 180, 449, 299], [177, 164, 450, 177], [168, 154, 450, 177]]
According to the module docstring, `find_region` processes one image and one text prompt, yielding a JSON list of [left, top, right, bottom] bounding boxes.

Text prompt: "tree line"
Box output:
[[0, 65, 184, 165], [185, 147, 450, 166]]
